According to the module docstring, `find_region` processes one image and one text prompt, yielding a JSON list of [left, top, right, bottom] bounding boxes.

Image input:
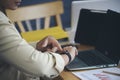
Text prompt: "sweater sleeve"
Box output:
[[0, 11, 65, 78]]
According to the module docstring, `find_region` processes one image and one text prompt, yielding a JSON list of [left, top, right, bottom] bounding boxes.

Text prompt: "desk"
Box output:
[[60, 44, 95, 80], [57, 44, 120, 80]]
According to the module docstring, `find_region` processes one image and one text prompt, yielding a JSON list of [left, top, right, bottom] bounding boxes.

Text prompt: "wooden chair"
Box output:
[[6, 1, 68, 42]]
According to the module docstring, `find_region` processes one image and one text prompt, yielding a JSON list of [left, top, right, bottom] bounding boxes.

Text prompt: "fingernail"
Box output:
[[42, 44, 46, 47], [52, 47, 58, 52]]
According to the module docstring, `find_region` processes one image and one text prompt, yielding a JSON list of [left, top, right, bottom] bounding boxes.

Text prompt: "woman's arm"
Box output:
[[0, 12, 65, 78], [0, 11, 77, 78]]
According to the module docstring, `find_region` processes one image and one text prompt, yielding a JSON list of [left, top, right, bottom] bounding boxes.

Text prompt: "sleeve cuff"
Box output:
[[29, 41, 38, 48], [51, 53, 65, 73]]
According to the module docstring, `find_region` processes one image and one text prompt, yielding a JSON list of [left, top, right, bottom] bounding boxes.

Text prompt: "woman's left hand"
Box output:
[[36, 36, 62, 52]]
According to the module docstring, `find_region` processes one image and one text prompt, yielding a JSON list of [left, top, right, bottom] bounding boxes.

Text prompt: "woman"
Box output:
[[0, 0, 77, 80]]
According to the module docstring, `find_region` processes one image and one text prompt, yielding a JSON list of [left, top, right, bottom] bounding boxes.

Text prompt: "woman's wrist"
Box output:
[[61, 54, 69, 65], [61, 51, 72, 65], [63, 51, 72, 63]]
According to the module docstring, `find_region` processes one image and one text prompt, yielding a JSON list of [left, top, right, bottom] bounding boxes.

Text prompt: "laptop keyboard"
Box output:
[[77, 50, 114, 66]]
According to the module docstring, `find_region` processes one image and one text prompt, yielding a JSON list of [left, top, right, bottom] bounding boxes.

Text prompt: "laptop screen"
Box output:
[[74, 8, 120, 63], [95, 10, 120, 63], [75, 8, 107, 46]]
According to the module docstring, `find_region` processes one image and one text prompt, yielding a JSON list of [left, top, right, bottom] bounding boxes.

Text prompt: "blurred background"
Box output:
[[20, 0, 77, 29]]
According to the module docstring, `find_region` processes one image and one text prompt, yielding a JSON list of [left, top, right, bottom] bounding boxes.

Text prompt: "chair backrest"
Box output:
[[6, 1, 68, 42], [6, 1, 63, 32]]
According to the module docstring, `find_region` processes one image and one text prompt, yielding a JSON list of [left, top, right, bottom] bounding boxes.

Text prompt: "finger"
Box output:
[[75, 48, 78, 55], [52, 47, 58, 52], [74, 47, 78, 55], [57, 44, 63, 51], [42, 38, 48, 47], [52, 42, 62, 52], [49, 37, 62, 51], [72, 47, 78, 55]]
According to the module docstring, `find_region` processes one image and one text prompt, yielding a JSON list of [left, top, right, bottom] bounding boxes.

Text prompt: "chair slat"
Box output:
[[36, 19, 41, 30], [56, 14, 62, 28], [44, 17, 50, 29], [25, 20, 32, 31], [17, 21, 25, 32]]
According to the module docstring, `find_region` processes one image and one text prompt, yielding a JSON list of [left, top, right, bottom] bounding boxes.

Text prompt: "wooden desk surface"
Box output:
[[60, 44, 95, 80]]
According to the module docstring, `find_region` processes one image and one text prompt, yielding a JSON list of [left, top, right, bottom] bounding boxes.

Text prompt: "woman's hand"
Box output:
[[36, 36, 62, 52], [63, 46, 78, 61], [61, 46, 78, 65]]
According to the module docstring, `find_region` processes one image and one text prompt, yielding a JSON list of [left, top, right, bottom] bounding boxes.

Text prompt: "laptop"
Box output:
[[71, 0, 120, 43], [65, 9, 120, 70]]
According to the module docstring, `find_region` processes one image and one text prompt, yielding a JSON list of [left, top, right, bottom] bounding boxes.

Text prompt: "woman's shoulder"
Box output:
[[0, 11, 7, 18], [0, 11, 10, 23]]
